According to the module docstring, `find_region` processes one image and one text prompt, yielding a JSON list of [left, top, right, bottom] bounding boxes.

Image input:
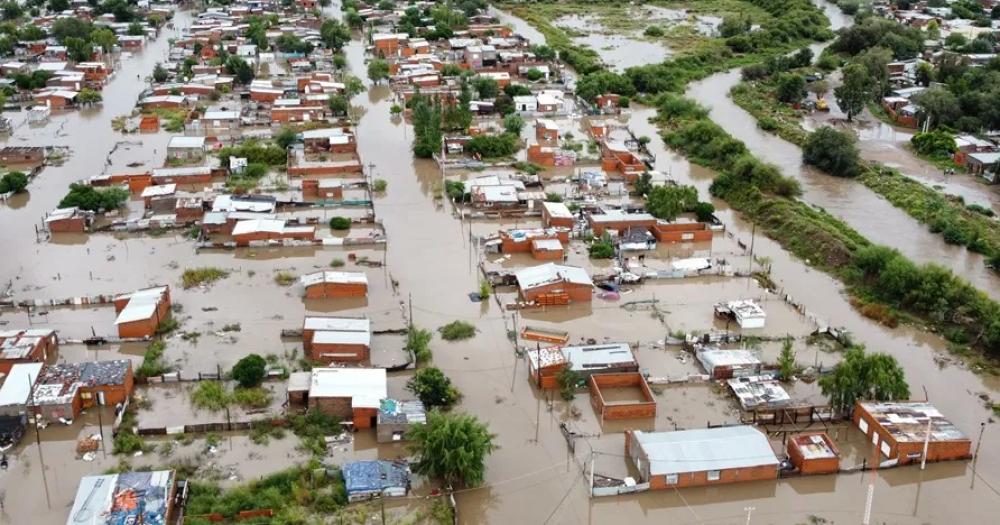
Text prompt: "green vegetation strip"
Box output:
[[508, 0, 1000, 366], [729, 79, 1000, 269]]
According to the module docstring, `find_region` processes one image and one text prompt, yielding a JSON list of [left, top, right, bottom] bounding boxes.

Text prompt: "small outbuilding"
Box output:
[[787, 432, 841, 475], [300, 271, 368, 299], [113, 286, 172, 339], [306, 367, 387, 429]]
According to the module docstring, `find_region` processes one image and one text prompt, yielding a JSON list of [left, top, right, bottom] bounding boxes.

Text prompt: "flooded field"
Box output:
[[0, 2, 998, 524], [686, 1, 1000, 300]]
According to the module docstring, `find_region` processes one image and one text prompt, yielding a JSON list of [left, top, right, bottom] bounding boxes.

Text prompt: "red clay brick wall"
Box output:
[[649, 463, 777, 490], [48, 218, 86, 233], [304, 283, 368, 299], [588, 373, 656, 421], [309, 396, 352, 418], [309, 342, 369, 362]]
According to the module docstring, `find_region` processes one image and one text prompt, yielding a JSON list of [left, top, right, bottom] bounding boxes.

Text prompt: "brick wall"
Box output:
[[649, 463, 777, 490], [304, 282, 368, 299], [309, 395, 352, 418], [310, 342, 370, 363], [588, 373, 656, 421]]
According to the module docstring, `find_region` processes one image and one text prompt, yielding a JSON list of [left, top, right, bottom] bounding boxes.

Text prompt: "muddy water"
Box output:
[[1, 4, 1000, 524], [684, 2, 1000, 300], [805, 71, 1000, 212]]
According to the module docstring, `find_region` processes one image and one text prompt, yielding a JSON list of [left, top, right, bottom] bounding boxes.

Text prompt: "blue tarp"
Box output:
[[342, 460, 409, 496]]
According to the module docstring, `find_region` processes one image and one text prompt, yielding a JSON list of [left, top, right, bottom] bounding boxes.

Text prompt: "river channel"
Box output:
[[0, 2, 999, 524]]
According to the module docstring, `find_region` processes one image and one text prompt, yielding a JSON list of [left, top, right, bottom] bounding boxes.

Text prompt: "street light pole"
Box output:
[[744, 506, 755, 525]]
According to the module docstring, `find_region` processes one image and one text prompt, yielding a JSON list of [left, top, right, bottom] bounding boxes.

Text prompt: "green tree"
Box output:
[[912, 85, 960, 129], [407, 411, 495, 487], [18, 25, 46, 42], [225, 56, 254, 85], [329, 216, 351, 230], [406, 326, 433, 363], [343, 76, 365, 98], [524, 68, 544, 82], [915, 62, 933, 87], [412, 98, 442, 158], [646, 184, 698, 221], [0, 2, 21, 20], [320, 19, 350, 52], [776, 73, 806, 104], [502, 113, 524, 135], [367, 58, 390, 83], [58, 183, 128, 211], [127, 22, 145, 36], [693, 201, 715, 222], [77, 88, 102, 105], [803, 127, 861, 178], [819, 346, 909, 414], [406, 367, 460, 409], [471, 76, 498, 99], [48, 0, 69, 12], [0, 171, 28, 193], [834, 63, 872, 122], [90, 28, 117, 52], [855, 47, 893, 99], [328, 94, 349, 115], [51, 18, 93, 43], [231, 354, 267, 388], [274, 127, 298, 149], [530, 44, 556, 61], [152, 62, 169, 83], [777, 337, 796, 382]]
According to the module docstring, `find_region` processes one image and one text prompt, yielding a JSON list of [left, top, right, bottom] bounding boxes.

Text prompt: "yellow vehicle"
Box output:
[[815, 98, 829, 111]]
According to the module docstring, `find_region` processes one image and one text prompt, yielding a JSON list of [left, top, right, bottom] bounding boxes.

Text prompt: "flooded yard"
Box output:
[[0, 2, 998, 524]]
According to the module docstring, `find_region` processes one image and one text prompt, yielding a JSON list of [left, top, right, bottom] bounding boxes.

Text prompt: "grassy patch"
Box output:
[[273, 271, 297, 286], [184, 464, 347, 520], [137, 340, 171, 378], [182, 267, 229, 289], [438, 321, 476, 341], [191, 382, 273, 411]]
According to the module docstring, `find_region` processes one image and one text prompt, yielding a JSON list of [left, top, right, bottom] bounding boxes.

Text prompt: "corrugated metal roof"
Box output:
[[633, 426, 778, 476]]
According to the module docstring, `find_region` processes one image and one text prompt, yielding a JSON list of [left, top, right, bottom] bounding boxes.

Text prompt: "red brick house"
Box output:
[[514, 263, 592, 304], [625, 426, 779, 490], [853, 401, 972, 465], [787, 432, 841, 475], [0, 329, 58, 375], [300, 271, 368, 299], [113, 286, 172, 339], [304, 368, 387, 429]]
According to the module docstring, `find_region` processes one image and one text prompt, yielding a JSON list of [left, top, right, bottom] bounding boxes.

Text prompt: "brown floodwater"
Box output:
[[686, 1, 1000, 300], [1, 4, 999, 524]]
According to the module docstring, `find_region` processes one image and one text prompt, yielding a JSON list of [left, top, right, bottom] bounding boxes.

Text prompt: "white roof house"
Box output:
[[313, 330, 371, 347], [696, 348, 762, 378], [231, 218, 286, 236], [0, 362, 44, 413], [515, 263, 592, 291], [114, 286, 168, 326], [726, 299, 766, 329], [140, 184, 177, 199], [167, 136, 206, 150], [299, 271, 368, 288], [542, 201, 573, 219], [629, 426, 779, 478], [309, 368, 387, 409], [304, 316, 370, 332]]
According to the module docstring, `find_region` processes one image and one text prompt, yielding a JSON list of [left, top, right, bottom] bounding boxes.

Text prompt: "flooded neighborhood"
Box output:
[[0, 0, 999, 524]]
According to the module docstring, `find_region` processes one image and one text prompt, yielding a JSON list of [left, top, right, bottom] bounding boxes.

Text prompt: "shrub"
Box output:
[[406, 326, 433, 363], [330, 258, 345, 267], [438, 321, 476, 341], [137, 340, 170, 378], [192, 381, 230, 411], [464, 133, 519, 158], [693, 201, 716, 222], [58, 183, 129, 211], [273, 271, 296, 286], [407, 367, 460, 408], [329, 216, 351, 230], [589, 239, 614, 259], [0, 171, 28, 193], [372, 178, 388, 192], [803, 127, 861, 177], [182, 267, 229, 289], [232, 354, 267, 388], [643, 25, 664, 38]]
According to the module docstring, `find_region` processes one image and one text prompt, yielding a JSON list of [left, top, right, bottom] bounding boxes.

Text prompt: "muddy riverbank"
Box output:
[[1, 3, 999, 524]]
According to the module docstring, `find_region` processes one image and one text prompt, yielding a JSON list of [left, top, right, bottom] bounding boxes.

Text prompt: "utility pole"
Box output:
[[588, 451, 595, 497], [408, 293, 413, 329], [746, 222, 756, 288], [974, 422, 986, 458], [510, 311, 519, 393], [920, 416, 932, 470]]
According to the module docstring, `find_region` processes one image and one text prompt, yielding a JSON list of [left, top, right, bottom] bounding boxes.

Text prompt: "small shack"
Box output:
[[714, 300, 766, 329], [695, 348, 762, 379], [787, 432, 841, 475], [113, 286, 172, 339], [67, 470, 177, 525], [514, 263, 593, 304], [342, 460, 410, 502], [302, 316, 371, 362], [300, 271, 369, 299], [376, 399, 427, 443]]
